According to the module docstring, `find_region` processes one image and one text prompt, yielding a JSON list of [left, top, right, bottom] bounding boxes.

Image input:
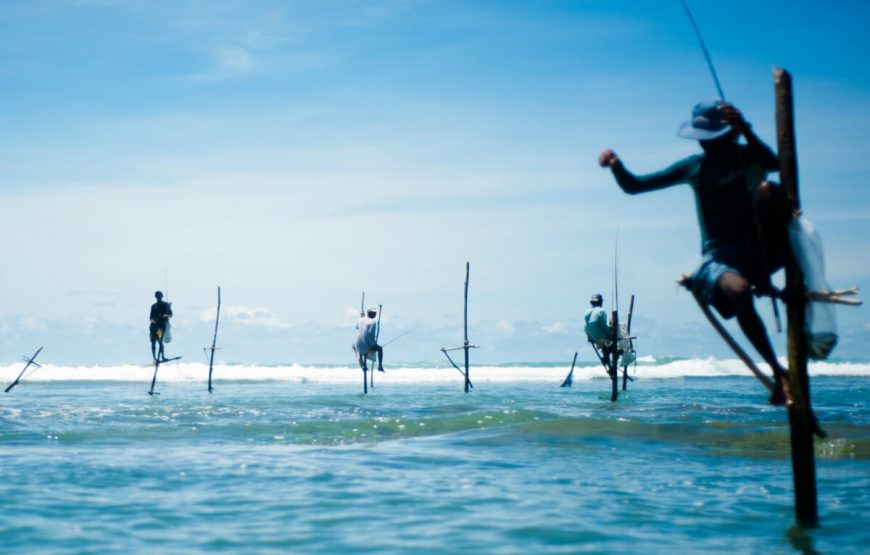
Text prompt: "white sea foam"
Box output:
[[0, 358, 867, 385]]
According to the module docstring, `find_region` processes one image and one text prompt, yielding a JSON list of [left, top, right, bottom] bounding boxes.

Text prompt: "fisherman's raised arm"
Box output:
[[599, 149, 692, 194], [719, 103, 778, 170]]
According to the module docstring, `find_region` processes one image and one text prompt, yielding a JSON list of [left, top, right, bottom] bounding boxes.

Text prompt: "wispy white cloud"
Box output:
[[200, 305, 290, 329], [541, 321, 566, 334], [496, 320, 515, 336]]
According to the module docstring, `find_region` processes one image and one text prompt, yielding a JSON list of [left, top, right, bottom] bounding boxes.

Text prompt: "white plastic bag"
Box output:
[[617, 323, 636, 367], [788, 215, 837, 359], [163, 320, 172, 344]]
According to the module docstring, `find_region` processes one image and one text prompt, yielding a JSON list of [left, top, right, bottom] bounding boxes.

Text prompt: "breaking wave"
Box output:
[[1, 357, 867, 384]]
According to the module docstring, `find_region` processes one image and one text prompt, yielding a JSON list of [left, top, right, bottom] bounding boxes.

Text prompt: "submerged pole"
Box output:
[[775, 67, 818, 527], [207, 286, 222, 393], [363, 361, 368, 394], [463, 262, 471, 393]]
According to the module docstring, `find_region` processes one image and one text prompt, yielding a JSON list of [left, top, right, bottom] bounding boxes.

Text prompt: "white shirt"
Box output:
[[355, 316, 379, 355]]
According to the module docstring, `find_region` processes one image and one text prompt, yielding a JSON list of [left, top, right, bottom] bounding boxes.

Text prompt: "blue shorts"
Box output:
[[690, 242, 763, 305]]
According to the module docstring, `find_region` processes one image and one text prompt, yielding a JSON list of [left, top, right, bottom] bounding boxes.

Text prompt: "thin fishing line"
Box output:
[[678, 0, 726, 100], [613, 226, 620, 313]]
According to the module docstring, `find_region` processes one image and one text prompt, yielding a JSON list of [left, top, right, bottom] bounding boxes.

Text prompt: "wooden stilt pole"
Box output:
[[609, 309, 619, 402], [463, 262, 471, 393], [440, 262, 477, 391], [370, 304, 382, 389], [207, 286, 221, 393], [775, 67, 818, 527], [622, 294, 635, 391], [359, 291, 368, 394], [148, 360, 160, 396], [363, 362, 368, 394]]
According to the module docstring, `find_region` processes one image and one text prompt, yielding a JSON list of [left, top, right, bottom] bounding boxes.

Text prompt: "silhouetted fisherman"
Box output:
[[599, 100, 791, 405], [355, 307, 384, 373], [149, 290, 173, 363]]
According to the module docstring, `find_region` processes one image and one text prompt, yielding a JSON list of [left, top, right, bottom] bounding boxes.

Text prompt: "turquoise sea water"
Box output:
[[1, 373, 868, 554]]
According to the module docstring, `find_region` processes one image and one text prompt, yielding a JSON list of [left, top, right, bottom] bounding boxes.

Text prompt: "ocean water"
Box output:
[[1, 360, 868, 554]]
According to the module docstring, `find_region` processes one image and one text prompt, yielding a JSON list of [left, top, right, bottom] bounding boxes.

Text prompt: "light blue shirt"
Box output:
[[583, 307, 610, 342]]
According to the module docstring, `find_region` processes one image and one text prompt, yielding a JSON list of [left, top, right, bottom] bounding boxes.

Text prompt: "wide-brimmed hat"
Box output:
[[677, 100, 732, 140]]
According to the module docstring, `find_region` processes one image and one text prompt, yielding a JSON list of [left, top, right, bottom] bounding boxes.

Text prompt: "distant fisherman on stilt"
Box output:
[[355, 306, 384, 373], [583, 293, 612, 354], [149, 290, 173, 363], [599, 100, 791, 405]]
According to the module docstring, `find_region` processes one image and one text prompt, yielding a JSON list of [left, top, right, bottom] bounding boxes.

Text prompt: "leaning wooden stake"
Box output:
[[775, 67, 818, 527], [560, 351, 579, 388], [206, 286, 222, 393], [4, 347, 43, 393]]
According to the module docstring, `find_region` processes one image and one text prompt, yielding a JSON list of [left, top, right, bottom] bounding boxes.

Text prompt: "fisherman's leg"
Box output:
[[716, 272, 792, 405], [375, 346, 384, 372], [151, 341, 157, 361], [158, 337, 166, 362], [757, 180, 789, 274]]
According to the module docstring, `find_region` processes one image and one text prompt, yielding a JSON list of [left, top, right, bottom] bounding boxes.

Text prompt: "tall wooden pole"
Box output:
[[360, 291, 368, 394], [371, 304, 382, 389], [622, 294, 635, 391], [363, 363, 368, 394], [208, 286, 221, 393], [774, 67, 818, 527], [609, 309, 619, 402], [463, 262, 471, 393]]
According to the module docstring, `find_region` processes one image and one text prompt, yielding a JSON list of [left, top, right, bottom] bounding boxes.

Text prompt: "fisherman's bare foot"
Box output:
[[378, 367, 385, 373]]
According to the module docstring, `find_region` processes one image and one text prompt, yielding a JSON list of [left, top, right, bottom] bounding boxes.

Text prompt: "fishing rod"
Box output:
[[380, 328, 414, 348], [4, 347, 43, 393], [613, 226, 620, 314], [678, 0, 725, 100]]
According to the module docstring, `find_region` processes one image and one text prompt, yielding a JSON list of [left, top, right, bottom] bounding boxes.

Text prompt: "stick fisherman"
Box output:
[[355, 306, 384, 373], [583, 293, 612, 353], [598, 100, 791, 405], [149, 290, 173, 363]]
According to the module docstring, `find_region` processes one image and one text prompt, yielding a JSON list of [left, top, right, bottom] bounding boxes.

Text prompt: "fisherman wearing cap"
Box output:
[[583, 293, 611, 351], [355, 306, 384, 373], [598, 100, 791, 405], [149, 290, 173, 363]]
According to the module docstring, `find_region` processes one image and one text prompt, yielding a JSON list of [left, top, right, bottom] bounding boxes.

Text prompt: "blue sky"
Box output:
[[1, 0, 867, 365]]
